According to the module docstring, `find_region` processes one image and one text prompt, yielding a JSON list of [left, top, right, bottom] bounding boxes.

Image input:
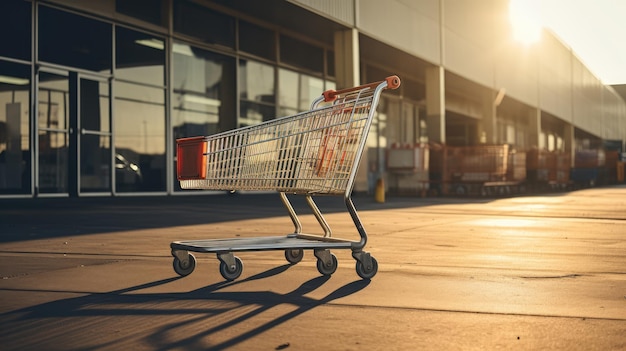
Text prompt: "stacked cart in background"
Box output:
[[570, 149, 607, 187], [386, 143, 623, 197], [429, 144, 526, 196], [525, 149, 571, 191]]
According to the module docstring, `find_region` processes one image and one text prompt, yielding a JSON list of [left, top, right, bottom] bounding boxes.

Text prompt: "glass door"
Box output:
[[37, 70, 112, 196], [78, 75, 111, 194]]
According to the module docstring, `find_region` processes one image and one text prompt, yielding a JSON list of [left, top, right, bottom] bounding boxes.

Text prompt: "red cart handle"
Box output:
[[322, 75, 401, 102]]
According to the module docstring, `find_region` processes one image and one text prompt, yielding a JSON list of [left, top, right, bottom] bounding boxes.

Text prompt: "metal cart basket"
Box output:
[[172, 76, 401, 281]]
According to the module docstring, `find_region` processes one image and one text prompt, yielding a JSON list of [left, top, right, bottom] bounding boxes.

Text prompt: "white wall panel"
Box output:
[[357, 0, 441, 64], [602, 87, 626, 140], [442, 0, 497, 88], [538, 34, 572, 121], [443, 28, 494, 88], [572, 57, 603, 136], [494, 42, 539, 107]]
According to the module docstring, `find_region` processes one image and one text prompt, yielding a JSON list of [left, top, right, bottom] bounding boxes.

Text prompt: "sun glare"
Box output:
[[509, 0, 543, 44]]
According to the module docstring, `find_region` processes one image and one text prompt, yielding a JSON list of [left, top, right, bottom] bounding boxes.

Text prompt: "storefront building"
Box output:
[[1, 0, 624, 198]]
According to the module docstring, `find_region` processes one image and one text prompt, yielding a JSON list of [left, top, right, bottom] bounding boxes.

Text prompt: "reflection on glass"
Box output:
[[81, 135, 111, 192], [38, 5, 111, 73], [278, 69, 298, 116], [38, 72, 69, 194], [80, 79, 111, 192], [173, 43, 235, 139], [114, 81, 165, 192], [0, 61, 31, 194], [239, 60, 275, 126], [116, 26, 165, 86], [278, 69, 324, 116]]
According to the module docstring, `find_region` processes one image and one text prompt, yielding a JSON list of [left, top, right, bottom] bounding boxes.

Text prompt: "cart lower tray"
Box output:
[[171, 233, 354, 253], [170, 232, 377, 281]]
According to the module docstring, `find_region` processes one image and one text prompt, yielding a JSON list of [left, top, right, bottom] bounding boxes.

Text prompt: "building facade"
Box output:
[[1, 0, 625, 198]]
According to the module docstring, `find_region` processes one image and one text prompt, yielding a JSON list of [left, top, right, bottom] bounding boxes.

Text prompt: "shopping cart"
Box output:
[[172, 75, 401, 281]]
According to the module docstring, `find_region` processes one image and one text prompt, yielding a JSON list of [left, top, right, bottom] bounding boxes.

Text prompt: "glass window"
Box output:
[[115, 26, 165, 86], [239, 21, 275, 60], [278, 69, 324, 116], [278, 69, 298, 117], [114, 81, 165, 192], [279, 35, 324, 73], [172, 43, 236, 191], [239, 60, 275, 126], [116, 0, 165, 27], [173, 43, 236, 139], [174, 0, 235, 49], [38, 6, 112, 73], [38, 71, 70, 194], [0, 0, 31, 60], [0, 61, 31, 194]]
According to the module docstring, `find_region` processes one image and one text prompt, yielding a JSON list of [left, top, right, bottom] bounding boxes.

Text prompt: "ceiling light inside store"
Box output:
[[173, 43, 195, 56], [183, 95, 221, 107], [0, 75, 29, 85], [135, 38, 164, 50]]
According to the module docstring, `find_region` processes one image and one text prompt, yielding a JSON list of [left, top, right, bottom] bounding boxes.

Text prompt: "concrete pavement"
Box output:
[[0, 187, 625, 350]]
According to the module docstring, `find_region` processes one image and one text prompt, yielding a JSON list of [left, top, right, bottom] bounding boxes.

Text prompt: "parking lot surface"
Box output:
[[1, 187, 625, 350]]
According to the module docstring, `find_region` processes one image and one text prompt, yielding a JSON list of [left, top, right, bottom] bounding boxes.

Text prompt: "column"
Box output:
[[334, 29, 368, 192], [425, 66, 445, 143], [333, 29, 360, 89], [527, 107, 541, 148], [481, 88, 498, 144], [564, 123, 575, 167]]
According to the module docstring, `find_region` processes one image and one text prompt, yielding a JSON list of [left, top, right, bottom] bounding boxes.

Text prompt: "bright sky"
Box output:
[[510, 0, 626, 85]]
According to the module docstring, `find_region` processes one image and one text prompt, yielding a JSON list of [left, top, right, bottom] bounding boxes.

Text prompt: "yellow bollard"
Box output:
[[374, 177, 385, 203]]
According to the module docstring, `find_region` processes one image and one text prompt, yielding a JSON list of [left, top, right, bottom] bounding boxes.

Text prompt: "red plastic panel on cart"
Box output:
[[177, 137, 208, 180]]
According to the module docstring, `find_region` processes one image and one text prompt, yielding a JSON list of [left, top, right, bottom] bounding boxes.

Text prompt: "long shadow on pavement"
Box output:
[[0, 265, 370, 350], [0, 192, 495, 242]]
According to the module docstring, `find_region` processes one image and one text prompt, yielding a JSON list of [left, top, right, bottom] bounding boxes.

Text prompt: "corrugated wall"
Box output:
[[287, 0, 355, 25], [357, 0, 441, 64]]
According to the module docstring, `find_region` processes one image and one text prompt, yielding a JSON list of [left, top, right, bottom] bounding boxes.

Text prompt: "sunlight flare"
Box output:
[[509, 0, 543, 44]]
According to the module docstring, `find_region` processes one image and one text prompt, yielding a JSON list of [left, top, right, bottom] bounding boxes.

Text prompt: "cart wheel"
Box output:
[[356, 256, 378, 280], [173, 253, 196, 277], [316, 253, 338, 276], [284, 249, 304, 264], [219, 256, 243, 281]]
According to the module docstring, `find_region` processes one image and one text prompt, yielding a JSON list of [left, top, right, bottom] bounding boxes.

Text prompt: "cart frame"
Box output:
[[171, 76, 400, 280]]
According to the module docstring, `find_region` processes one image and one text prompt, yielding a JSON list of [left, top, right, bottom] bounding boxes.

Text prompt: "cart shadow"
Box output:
[[0, 191, 498, 242], [0, 265, 370, 350]]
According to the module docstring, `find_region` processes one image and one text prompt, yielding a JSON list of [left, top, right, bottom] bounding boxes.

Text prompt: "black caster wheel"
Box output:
[[284, 249, 304, 264], [219, 256, 243, 281], [356, 256, 378, 279], [173, 253, 196, 277], [316, 253, 338, 276]]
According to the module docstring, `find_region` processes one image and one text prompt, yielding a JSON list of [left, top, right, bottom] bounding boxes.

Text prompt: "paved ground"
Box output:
[[0, 187, 625, 350]]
